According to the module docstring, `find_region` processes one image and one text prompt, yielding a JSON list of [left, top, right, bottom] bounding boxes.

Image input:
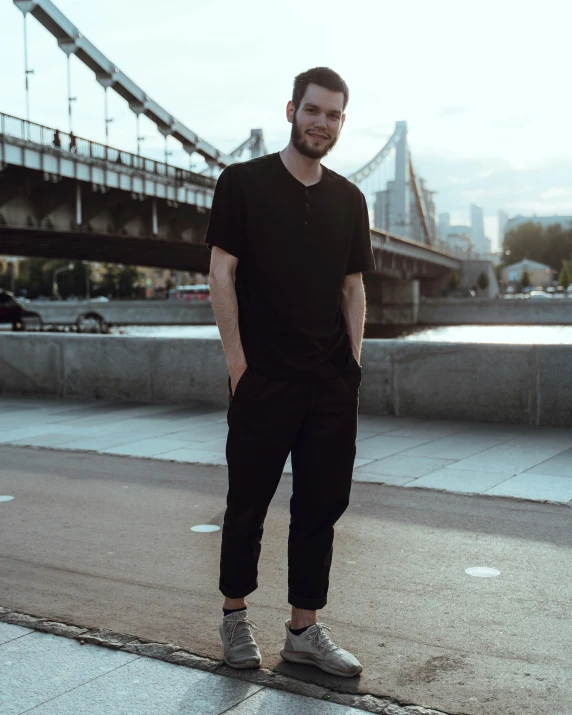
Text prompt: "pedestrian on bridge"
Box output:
[[206, 67, 375, 678]]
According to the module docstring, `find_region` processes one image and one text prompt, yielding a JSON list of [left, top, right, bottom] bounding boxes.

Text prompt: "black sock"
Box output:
[[223, 607, 247, 617], [289, 624, 311, 635]]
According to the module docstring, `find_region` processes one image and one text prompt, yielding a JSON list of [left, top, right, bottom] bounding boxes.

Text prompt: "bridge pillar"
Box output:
[[419, 274, 448, 298], [392, 121, 410, 238], [152, 199, 158, 236], [364, 275, 419, 325], [75, 182, 82, 226]]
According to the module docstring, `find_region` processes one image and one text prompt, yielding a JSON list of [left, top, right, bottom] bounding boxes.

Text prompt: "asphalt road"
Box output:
[[0, 445, 570, 715]]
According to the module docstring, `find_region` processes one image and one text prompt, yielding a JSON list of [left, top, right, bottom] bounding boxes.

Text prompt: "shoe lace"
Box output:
[[227, 617, 258, 646], [305, 623, 339, 653]]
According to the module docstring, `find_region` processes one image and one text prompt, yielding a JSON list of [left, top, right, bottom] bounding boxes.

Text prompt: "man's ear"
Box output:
[[286, 100, 295, 125], [341, 113, 346, 128]]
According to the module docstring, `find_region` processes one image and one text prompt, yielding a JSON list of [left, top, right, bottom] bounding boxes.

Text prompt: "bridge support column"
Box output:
[[419, 274, 448, 298], [382, 279, 419, 324], [152, 198, 158, 236], [364, 276, 420, 325], [75, 182, 82, 226]]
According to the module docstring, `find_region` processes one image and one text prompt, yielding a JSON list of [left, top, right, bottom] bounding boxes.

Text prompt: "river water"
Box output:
[[108, 324, 572, 344]]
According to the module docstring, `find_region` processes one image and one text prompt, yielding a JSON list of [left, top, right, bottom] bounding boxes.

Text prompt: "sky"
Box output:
[[1, 0, 571, 251]]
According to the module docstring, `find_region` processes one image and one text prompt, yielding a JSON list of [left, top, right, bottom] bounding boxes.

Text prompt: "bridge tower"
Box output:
[[249, 129, 265, 159], [392, 120, 411, 239]]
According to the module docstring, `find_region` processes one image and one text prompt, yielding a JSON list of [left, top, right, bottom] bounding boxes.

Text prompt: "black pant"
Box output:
[[220, 357, 362, 610]]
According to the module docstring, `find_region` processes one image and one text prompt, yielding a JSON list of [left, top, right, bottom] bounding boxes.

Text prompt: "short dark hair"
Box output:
[[292, 67, 349, 111]]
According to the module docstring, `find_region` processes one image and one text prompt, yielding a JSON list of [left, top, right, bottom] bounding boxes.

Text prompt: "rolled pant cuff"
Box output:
[[288, 592, 327, 610], [220, 582, 258, 600]]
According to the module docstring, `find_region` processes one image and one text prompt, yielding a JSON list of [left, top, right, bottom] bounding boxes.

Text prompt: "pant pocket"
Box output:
[[229, 366, 252, 401]]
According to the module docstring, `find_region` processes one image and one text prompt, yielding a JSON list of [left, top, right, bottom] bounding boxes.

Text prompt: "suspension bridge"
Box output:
[[0, 0, 459, 322]]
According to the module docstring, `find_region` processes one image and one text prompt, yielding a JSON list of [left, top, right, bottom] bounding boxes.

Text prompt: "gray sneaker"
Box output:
[[220, 610, 261, 669], [280, 620, 362, 677]]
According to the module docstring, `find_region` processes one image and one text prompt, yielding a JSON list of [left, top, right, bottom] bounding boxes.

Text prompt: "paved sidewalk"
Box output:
[[0, 622, 370, 715], [1, 395, 571, 503]]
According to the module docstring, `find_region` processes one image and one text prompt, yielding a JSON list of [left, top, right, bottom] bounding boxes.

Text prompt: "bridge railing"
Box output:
[[0, 112, 216, 191]]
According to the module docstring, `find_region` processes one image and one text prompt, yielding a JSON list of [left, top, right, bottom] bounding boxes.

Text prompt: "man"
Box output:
[[205, 67, 375, 678]]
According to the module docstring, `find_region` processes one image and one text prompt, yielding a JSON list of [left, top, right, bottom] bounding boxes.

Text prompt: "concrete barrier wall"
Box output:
[[419, 298, 572, 325], [26, 298, 572, 328], [22, 301, 215, 326], [1, 334, 571, 427]]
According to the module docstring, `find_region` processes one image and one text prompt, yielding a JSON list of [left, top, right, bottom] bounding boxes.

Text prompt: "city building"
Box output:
[[442, 226, 474, 259], [438, 212, 450, 242], [498, 210, 509, 243], [374, 181, 409, 237], [373, 188, 391, 234], [410, 178, 437, 244], [501, 258, 553, 287], [470, 204, 491, 255], [374, 179, 436, 246], [434, 214, 475, 258]]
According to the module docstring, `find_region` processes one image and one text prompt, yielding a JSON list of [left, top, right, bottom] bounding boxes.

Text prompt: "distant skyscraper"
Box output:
[[374, 190, 390, 231], [441, 225, 474, 259], [409, 179, 436, 244], [470, 204, 487, 254], [498, 210, 509, 244], [438, 212, 450, 242]]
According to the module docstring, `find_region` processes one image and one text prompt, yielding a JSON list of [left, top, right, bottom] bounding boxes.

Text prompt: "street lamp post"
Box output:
[[6, 257, 18, 294], [164, 136, 172, 165], [82, 260, 91, 300], [52, 263, 74, 300], [136, 114, 146, 156], [22, 12, 34, 127], [104, 86, 114, 145]]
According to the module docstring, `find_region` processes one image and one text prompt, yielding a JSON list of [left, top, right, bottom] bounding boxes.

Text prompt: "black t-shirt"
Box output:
[[205, 152, 376, 382]]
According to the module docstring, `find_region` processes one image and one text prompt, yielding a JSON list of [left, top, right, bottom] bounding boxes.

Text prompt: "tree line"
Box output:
[[503, 221, 572, 271], [502, 221, 572, 289], [0, 259, 141, 299]]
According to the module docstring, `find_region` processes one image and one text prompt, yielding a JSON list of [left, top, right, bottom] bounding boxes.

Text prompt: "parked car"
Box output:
[[527, 290, 553, 300], [90, 296, 110, 302], [0, 290, 43, 330]]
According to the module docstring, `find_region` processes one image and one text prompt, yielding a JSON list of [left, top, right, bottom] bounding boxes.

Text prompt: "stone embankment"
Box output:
[[1, 333, 570, 426], [419, 297, 572, 325]]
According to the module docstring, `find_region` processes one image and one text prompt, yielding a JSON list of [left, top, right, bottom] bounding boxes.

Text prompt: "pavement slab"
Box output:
[[0, 623, 382, 715], [0, 627, 139, 714], [0, 445, 570, 715], [0, 622, 34, 644]]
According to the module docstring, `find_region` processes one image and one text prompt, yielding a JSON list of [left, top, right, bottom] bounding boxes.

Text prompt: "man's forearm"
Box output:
[[209, 273, 246, 369], [340, 286, 366, 363]]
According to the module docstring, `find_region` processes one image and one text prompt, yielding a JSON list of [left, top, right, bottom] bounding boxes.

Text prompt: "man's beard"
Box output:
[[291, 113, 339, 159]]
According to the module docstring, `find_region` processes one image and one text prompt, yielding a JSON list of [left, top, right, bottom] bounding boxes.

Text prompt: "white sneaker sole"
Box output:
[[280, 649, 362, 678], [223, 656, 261, 670]]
